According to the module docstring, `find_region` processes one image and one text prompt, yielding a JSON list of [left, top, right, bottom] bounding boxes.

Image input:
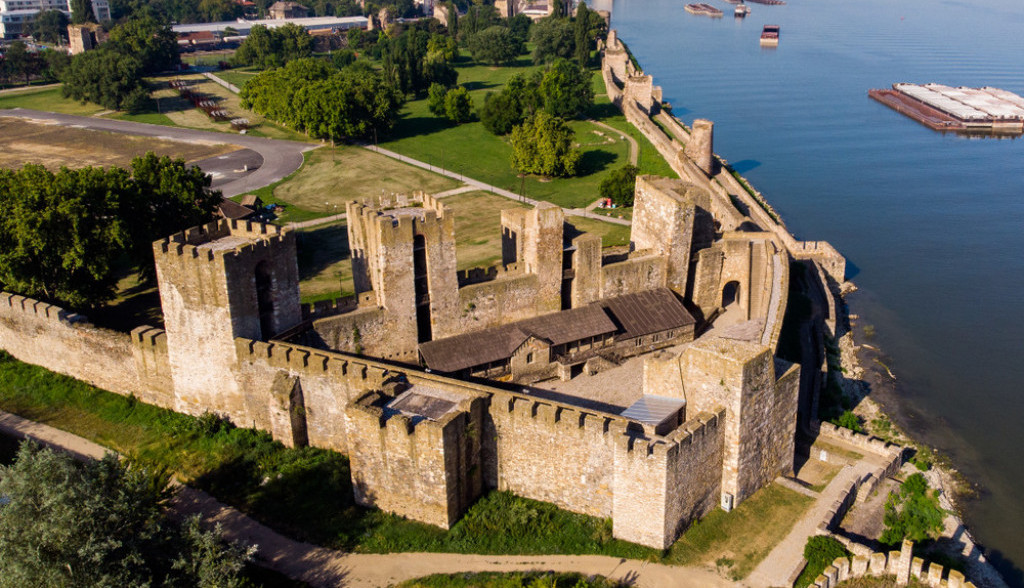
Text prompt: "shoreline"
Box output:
[[600, 25, 1009, 588]]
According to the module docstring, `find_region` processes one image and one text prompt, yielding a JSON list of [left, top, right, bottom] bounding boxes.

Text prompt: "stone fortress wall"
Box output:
[[812, 540, 980, 588], [0, 171, 802, 550]]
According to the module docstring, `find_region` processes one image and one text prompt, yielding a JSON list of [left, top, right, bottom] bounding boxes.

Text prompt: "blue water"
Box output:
[[607, 0, 1024, 580]]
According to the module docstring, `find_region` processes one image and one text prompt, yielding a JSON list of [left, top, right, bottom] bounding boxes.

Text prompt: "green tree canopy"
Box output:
[[0, 442, 253, 588], [443, 85, 473, 123], [530, 16, 575, 64], [32, 10, 70, 45], [880, 473, 946, 545], [106, 16, 179, 73], [232, 23, 314, 69], [70, 0, 95, 23], [510, 111, 581, 178], [0, 155, 219, 308], [539, 57, 593, 117], [468, 25, 523, 66], [60, 48, 149, 111], [599, 164, 638, 206]]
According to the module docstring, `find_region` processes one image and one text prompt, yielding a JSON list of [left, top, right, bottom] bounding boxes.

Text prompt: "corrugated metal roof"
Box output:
[[620, 395, 686, 426]]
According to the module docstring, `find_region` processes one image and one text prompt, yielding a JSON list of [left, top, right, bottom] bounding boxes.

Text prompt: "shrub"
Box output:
[[797, 535, 850, 587], [598, 164, 638, 206]]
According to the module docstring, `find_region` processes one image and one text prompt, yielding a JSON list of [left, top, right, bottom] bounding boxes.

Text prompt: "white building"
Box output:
[[1, 0, 109, 40]]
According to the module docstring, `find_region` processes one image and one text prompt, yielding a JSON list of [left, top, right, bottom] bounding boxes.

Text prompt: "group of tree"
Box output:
[[241, 58, 404, 142], [531, 3, 606, 66], [31, 10, 70, 45], [380, 26, 459, 97], [0, 153, 219, 309], [232, 23, 314, 69], [880, 473, 946, 545], [0, 42, 70, 86], [60, 17, 179, 112], [477, 58, 594, 135], [428, 83, 473, 123], [0, 442, 253, 587]]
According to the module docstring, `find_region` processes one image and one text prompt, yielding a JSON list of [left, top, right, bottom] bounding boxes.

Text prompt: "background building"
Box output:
[[1, 0, 109, 39]]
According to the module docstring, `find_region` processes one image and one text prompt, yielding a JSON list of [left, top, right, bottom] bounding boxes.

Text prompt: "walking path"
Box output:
[[0, 82, 60, 95], [363, 144, 632, 227], [0, 409, 729, 588], [287, 212, 347, 230], [585, 117, 639, 166]]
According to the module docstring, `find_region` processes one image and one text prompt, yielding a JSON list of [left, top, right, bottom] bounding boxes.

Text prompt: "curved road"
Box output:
[[0, 108, 318, 197]]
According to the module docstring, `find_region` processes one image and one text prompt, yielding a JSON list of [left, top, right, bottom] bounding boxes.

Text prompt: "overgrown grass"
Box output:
[[664, 483, 813, 580], [397, 572, 624, 587]]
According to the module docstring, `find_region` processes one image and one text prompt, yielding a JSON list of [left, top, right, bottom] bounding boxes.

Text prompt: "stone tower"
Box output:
[[685, 119, 715, 176], [153, 219, 301, 417], [500, 203, 565, 313]]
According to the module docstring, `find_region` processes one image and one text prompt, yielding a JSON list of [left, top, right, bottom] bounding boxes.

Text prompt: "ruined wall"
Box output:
[[684, 119, 714, 176], [487, 394, 622, 518], [570, 234, 603, 307], [0, 293, 173, 407], [600, 254, 667, 298], [455, 273, 542, 330]]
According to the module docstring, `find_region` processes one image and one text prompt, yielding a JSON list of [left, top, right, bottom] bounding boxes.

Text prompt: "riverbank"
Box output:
[[603, 23, 1008, 587]]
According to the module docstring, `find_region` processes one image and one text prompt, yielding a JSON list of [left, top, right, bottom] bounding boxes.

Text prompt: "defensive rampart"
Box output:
[[811, 540, 978, 588]]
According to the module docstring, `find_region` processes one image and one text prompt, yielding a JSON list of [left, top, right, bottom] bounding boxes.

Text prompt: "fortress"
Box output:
[[0, 30, 851, 551]]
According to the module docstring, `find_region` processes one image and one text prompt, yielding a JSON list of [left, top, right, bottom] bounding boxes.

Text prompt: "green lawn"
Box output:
[[379, 56, 634, 210], [0, 86, 106, 116], [216, 69, 261, 90], [295, 221, 354, 303], [663, 483, 813, 580], [588, 73, 677, 180]]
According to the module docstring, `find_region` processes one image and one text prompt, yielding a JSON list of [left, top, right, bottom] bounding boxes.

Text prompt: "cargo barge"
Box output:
[[685, 3, 724, 17], [869, 83, 1024, 133], [760, 25, 779, 45]]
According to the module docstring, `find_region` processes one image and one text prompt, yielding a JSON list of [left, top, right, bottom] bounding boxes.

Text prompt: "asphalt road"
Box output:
[[0, 108, 318, 197]]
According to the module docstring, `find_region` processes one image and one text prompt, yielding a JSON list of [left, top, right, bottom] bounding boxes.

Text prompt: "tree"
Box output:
[[0, 155, 219, 308], [467, 25, 522, 66], [199, 0, 241, 21], [530, 16, 574, 63], [1, 42, 40, 84], [70, 0, 95, 23], [480, 91, 521, 135], [106, 17, 180, 73], [32, 10, 70, 45], [61, 48, 149, 112], [445, 1, 458, 39], [332, 49, 356, 68], [573, 2, 591, 66], [427, 81, 448, 116], [599, 164, 638, 206], [538, 57, 593, 117], [510, 111, 581, 177], [0, 442, 253, 588], [443, 85, 473, 123], [507, 13, 532, 45], [880, 473, 946, 545], [233, 23, 312, 69]]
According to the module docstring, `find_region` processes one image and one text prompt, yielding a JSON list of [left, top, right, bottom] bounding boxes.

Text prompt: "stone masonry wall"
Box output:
[[600, 253, 667, 299], [0, 293, 173, 407]]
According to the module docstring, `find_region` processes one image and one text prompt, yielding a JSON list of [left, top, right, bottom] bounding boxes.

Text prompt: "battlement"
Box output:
[[154, 218, 293, 262], [130, 326, 167, 352], [300, 292, 377, 320], [818, 421, 905, 459], [455, 263, 522, 287], [0, 292, 76, 324], [813, 540, 977, 588]]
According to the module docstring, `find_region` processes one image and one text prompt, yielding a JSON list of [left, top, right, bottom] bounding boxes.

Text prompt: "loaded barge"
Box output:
[[685, 3, 723, 17], [869, 83, 1024, 133]]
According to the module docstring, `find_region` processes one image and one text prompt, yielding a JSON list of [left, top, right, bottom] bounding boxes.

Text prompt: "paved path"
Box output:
[[0, 409, 729, 588], [0, 83, 60, 95], [287, 212, 347, 230], [0, 109, 317, 198]]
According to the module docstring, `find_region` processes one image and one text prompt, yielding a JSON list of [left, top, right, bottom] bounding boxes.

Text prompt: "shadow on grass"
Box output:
[[296, 223, 351, 282], [587, 102, 621, 120], [577, 148, 618, 176], [386, 114, 452, 142], [463, 80, 498, 92]]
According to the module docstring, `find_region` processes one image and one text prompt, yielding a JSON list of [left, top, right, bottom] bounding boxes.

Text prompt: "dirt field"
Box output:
[[0, 117, 237, 171]]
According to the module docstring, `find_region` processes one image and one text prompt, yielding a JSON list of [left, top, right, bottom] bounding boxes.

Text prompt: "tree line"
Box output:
[[0, 153, 219, 309]]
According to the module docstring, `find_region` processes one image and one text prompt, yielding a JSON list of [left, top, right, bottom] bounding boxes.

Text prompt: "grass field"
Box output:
[[0, 116, 237, 171], [295, 221, 354, 303], [445, 190, 528, 270], [663, 483, 813, 580], [270, 147, 460, 213], [379, 56, 634, 210], [0, 86, 106, 116]]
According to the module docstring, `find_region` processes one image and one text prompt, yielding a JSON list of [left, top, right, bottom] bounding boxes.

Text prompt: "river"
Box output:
[[603, 0, 1024, 581]]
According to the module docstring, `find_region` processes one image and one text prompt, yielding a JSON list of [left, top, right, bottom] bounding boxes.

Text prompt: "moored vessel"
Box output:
[[760, 24, 780, 45], [685, 2, 724, 17]]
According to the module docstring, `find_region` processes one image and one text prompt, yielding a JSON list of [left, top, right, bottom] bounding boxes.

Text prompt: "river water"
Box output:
[[603, 0, 1024, 580]]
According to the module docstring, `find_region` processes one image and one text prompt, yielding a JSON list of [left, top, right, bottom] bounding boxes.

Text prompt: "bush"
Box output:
[[796, 535, 849, 587], [831, 410, 864, 434], [443, 86, 473, 123], [509, 111, 581, 178], [880, 474, 946, 545], [598, 164, 638, 206]]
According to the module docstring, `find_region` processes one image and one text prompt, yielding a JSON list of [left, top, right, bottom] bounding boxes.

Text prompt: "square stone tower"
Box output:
[[153, 219, 301, 417]]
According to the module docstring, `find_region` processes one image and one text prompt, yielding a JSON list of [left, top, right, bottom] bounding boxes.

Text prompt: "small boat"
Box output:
[[734, 3, 750, 16], [760, 24, 780, 45], [685, 2, 724, 17]]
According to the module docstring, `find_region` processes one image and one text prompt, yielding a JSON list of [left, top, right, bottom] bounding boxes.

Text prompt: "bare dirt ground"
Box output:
[[0, 116, 237, 170]]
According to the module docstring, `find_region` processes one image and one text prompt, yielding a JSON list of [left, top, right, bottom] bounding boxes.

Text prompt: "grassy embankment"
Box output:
[[397, 573, 623, 587], [0, 349, 811, 577]]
